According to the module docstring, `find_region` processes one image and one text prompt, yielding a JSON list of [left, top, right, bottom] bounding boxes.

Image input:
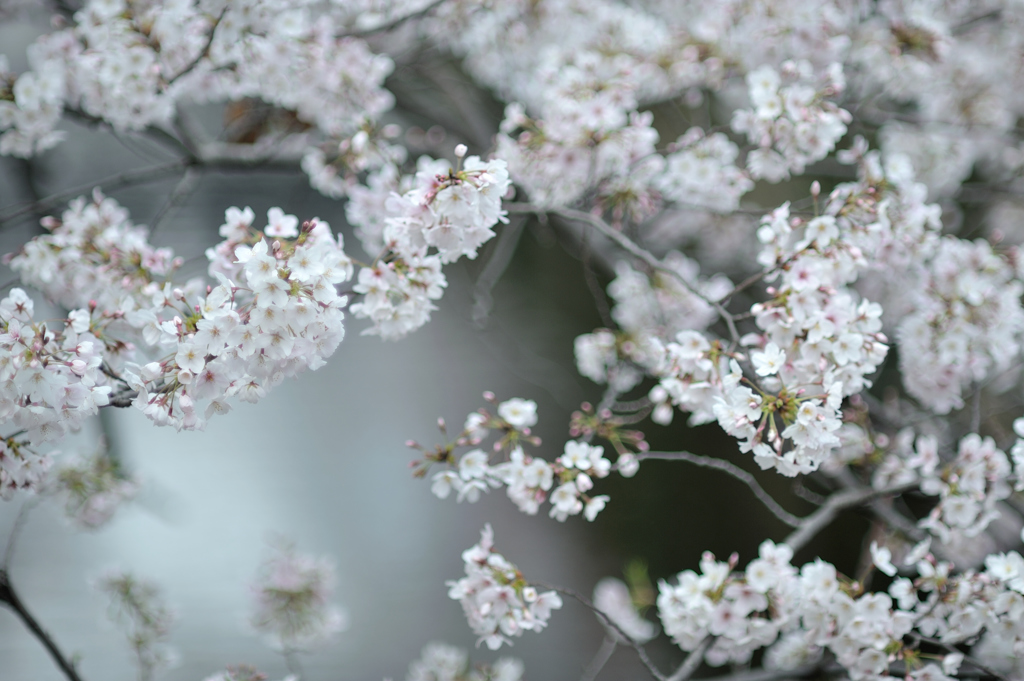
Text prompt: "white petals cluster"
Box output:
[[348, 152, 510, 339], [447, 524, 562, 650], [202, 667, 295, 681], [249, 546, 347, 652], [658, 540, 1024, 678], [875, 431, 1013, 545], [658, 541, 796, 665], [2, 0, 399, 201], [574, 254, 732, 394], [496, 106, 660, 209], [10, 190, 182, 313], [732, 62, 850, 182], [383, 156, 511, 264], [658, 129, 754, 213], [0, 287, 112, 493], [405, 642, 524, 681], [426, 398, 612, 522], [896, 237, 1024, 414], [11, 197, 351, 432], [0, 55, 65, 156]]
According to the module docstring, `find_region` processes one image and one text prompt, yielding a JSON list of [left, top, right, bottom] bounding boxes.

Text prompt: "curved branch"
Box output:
[[342, 0, 449, 37], [165, 9, 226, 86], [639, 451, 802, 528], [0, 570, 86, 681], [505, 203, 742, 346]]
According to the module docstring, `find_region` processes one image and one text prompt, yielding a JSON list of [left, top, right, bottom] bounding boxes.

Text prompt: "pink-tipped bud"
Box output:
[[482, 391, 496, 401], [810, 180, 821, 197], [405, 439, 418, 448]]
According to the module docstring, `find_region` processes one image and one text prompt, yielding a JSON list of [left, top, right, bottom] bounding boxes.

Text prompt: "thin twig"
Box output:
[[283, 649, 304, 680], [971, 384, 982, 434], [342, 0, 449, 37], [165, 9, 226, 86], [148, 168, 202, 239], [506, 203, 742, 346], [536, 582, 668, 681], [639, 451, 802, 528], [0, 570, 86, 681], [471, 217, 526, 328], [581, 228, 615, 328], [2, 498, 39, 570], [0, 160, 187, 226], [908, 633, 1008, 681], [579, 635, 617, 681]]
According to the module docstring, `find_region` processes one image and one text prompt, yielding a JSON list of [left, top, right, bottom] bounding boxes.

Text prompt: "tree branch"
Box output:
[[342, 0, 449, 38], [784, 481, 920, 553], [537, 582, 668, 681], [0, 570, 86, 681], [639, 451, 802, 528], [471, 216, 526, 329], [505, 203, 742, 346], [164, 9, 226, 87]]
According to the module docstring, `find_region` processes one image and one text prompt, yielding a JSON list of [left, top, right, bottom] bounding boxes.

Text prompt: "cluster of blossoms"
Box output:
[[1, 0, 400, 195], [0, 286, 112, 494], [403, 642, 524, 681], [11, 194, 351, 433], [419, 396, 613, 522], [874, 431, 1015, 546], [249, 546, 347, 652], [574, 252, 731, 396], [347, 149, 510, 339], [96, 570, 178, 678], [447, 524, 562, 650], [639, 142, 942, 475], [656, 538, 1024, 679], [896, 237, 1024, 414], [658, 129, 754, 214], [0, 54, 64, 156], [732, 62, 850, 182], [52, 449, 139, 529]]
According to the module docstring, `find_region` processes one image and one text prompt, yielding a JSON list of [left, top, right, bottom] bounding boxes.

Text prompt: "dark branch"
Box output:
[[0, 570, 86, 681]]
